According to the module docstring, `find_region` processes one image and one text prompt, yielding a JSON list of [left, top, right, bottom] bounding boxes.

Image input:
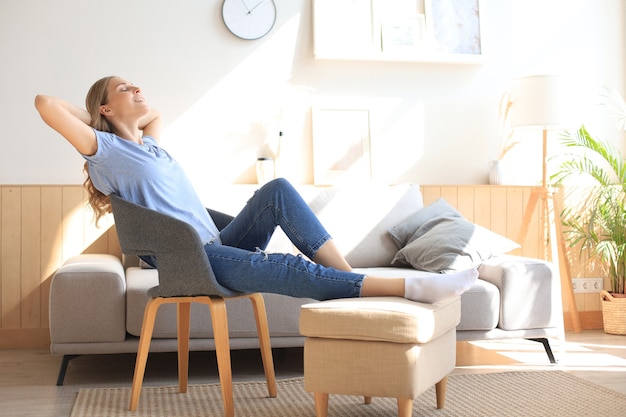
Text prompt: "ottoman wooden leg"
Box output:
[[436, 376, 448, 409], [314, 392, 329, 417], [397, 398, 413, 417]]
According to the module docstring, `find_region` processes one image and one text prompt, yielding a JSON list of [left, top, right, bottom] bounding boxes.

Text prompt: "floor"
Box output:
[[0, 330, 624, 417]]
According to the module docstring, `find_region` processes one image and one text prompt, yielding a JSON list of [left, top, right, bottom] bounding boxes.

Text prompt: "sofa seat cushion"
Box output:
[[300, 296, 461, 344], [126, 267, 311, 339]]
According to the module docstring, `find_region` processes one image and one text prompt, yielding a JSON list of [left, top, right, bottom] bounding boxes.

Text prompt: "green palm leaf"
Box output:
[[552, 125, 626, 294]]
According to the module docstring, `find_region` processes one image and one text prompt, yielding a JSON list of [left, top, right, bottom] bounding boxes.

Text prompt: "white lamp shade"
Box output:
[[509, 74, 578, 130]]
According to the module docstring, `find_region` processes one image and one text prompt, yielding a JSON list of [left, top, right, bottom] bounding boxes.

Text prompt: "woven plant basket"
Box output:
[[601, 290, 626, 335]]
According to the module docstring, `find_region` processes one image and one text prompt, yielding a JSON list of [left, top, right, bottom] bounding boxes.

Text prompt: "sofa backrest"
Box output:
[[297, 184, 424, 268], [196, 183, 424, 268]]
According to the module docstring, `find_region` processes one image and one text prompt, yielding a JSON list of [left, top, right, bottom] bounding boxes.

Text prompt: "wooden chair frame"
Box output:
[[130, 293, 276, 417]]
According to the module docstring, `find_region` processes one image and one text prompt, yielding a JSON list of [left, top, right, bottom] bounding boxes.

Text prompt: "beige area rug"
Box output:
[[71, 371, 626, 417]]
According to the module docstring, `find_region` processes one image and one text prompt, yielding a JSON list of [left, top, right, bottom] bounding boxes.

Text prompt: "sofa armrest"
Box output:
[[49, 254, 126, 343], [478, 255, 563, 331]]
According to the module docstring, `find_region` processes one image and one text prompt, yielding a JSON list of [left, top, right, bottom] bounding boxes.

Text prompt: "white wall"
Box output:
[[1, 0, 624, 189]]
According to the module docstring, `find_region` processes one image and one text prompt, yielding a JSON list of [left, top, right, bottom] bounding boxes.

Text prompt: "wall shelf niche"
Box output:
[[313, 0, 483, 65]]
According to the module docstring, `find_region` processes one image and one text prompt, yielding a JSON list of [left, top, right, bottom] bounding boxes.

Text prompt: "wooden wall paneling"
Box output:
[[107, 226, 122, 259], [1, 187, 22, 329], [570, 238, 593, 312], [526, 187, 542, 259], [505, 187, 533, 255], [457, 187, 475, 221], [82, 188, 112, 254], [488, 186, 508, 239], [420, 186, 441, 206], [88, 186, 117, 255], [439, 186, 459, 207], [20, 187, 41, 329], [506, 187, 523, 255], [0, 184, 605, 348], [473, 186, 492, 229], [84, 227, 113, 254], [82, 187, 97, 250], [585, 291, 602, 311], [578, 252, 602, 312], [40, 187, 63, 328], [61, 187, 87, 261]]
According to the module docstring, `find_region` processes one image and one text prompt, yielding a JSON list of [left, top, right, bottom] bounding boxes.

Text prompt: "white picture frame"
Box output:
[[381, 14, 426, 53]]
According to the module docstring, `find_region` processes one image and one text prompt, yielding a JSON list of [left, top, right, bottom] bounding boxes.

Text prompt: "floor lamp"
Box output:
[[508, 75, 581, 333]]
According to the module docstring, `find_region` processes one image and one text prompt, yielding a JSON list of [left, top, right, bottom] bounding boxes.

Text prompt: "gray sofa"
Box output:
[[49, 184, 564, 385]]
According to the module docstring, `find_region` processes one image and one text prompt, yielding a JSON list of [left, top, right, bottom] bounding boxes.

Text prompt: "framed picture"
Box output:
[[427, 0, 481, 55], [381, 14, 427, 52], [380, 0, 426, 53], [312, 108, 372, 185], [313, 0, 375, 57]]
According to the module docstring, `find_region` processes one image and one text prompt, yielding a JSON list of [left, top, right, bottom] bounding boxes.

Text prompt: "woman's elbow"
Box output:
[[34, 94, 49, 111]]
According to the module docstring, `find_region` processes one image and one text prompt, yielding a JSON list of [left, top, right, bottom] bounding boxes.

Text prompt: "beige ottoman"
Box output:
[[300, 296, 461, 417]]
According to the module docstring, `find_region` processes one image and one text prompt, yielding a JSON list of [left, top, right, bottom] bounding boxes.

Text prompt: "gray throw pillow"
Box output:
[[389, 198, 520, 272], [388, 198, 461, 248]]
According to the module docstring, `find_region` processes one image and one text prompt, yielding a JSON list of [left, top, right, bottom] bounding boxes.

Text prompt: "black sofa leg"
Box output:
[[56, 354, 80, 386], [527, 338, 557, 364]]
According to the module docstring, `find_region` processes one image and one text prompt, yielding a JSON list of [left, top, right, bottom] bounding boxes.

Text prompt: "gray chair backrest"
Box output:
[[110, 194, 242, 298]]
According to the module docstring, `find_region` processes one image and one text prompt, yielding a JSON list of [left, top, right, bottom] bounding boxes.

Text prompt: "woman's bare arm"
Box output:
[[139, 109, 162, 142], [34, 95, 97, 156]]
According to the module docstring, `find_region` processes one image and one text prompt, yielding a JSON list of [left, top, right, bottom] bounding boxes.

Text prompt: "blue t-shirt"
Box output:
[[83, 130, 221, 244]]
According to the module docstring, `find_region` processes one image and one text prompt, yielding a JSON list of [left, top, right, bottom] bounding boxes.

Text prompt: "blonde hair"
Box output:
[[83, 76, 117, 225]]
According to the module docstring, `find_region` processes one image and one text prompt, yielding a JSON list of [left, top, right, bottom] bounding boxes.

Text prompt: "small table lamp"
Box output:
[[508, 74, 581, 332]]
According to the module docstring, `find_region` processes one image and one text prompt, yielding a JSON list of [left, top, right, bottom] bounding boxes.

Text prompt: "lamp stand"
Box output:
[[516, 129, 581, 333]]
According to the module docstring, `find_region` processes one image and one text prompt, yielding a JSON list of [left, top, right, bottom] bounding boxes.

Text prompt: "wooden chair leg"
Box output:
[[247, 293, 277, 397], [397, 398, 413, 417], [206, 297, 234, 417], [436, 376, 448, 409], [129, 297, 164, 411], [177, 301, 192, 393], [314, 392, 329, 417], [364, 396, 372, 404]]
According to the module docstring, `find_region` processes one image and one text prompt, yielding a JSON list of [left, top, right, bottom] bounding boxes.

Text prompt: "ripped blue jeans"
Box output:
[[204, 178, 365, 300]]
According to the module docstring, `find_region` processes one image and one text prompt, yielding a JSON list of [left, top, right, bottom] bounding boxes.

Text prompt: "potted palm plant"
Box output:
[[551, 125, 626, 335]]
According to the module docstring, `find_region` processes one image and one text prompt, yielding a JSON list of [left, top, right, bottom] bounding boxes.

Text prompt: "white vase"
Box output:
[[489, 160, 505, 185], [256, 158, 275, 185]]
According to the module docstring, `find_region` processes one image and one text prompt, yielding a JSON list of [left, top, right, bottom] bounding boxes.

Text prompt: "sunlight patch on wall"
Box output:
[[162, 12, 426, 188], [163, 13, 304, 188]]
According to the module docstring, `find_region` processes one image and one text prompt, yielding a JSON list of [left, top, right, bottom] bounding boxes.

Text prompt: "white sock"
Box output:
[[404, 268, 479, 304]]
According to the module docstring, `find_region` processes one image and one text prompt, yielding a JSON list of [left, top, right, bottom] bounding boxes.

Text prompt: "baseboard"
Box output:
[[563, 310, 603, 331], [0, 329, 50, 349]]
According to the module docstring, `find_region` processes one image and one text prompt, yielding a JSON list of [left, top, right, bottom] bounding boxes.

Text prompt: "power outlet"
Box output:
[[572, 278, 604, 293]]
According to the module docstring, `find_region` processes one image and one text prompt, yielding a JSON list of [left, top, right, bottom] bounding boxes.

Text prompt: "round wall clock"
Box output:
[[222, 0, 277, 40]]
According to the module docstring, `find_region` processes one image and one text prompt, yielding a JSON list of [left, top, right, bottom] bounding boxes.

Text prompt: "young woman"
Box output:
[[35, 76, 477, 303]]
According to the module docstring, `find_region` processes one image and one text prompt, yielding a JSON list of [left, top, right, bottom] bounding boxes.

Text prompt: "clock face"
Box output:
[[222, 0, 277, 40]]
